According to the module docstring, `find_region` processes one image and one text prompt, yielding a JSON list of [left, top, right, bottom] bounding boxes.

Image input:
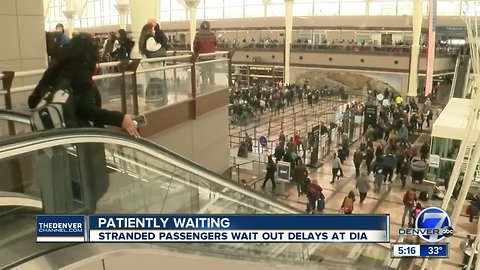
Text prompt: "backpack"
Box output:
[[307, 185, 319, 199], [412, 208, 422, 221], [343, 197, 353, 214], [30, 79, 78, 131], [317, 198, 325, 211]]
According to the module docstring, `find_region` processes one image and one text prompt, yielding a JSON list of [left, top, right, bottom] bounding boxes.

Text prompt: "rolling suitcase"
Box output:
[[419, 191, 429, 201]]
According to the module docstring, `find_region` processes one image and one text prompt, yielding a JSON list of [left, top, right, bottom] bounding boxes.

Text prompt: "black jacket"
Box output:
[[28, 62, 124, 128], [154, 24, 169, 49]]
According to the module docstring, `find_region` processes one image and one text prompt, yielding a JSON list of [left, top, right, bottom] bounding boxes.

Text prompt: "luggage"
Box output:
[[419, 191, 429, 201], [317, 199, 325, 211], [145, 78, 168, 104]]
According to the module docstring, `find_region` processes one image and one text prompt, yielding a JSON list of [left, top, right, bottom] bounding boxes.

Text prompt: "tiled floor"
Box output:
[[230, 97, 471, 269]]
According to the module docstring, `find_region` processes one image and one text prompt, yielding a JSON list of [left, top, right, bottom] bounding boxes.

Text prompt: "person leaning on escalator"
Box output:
[[28, 33, 139, 137]]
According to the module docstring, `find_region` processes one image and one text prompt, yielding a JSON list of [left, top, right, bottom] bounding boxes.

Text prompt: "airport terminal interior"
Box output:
[[1, 0, 480, 269]]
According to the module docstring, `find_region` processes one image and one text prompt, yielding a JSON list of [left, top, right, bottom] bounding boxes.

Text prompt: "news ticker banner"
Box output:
[[391, 244, 449, 258], [37, 214, 389, 243]]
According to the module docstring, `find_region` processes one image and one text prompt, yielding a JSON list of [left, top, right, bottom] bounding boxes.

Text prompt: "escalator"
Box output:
[[450, 53, 471, 99], [0, 111, 392, 270]]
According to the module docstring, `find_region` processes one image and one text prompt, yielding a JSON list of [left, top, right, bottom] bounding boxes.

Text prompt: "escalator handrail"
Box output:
[[0, 128, 301, 214], [0, 191, 42, 209], [0, 109, 31, 125]]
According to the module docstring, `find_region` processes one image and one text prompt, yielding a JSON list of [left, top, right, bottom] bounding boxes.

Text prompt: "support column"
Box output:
[[114, 2, 130, 30], [62, 10, 75, 38], [263, 0, 271, 17], [129, 0, 159, 58], [284, 0, 294, 85], [424, 0, 436, 96], [63, 0, 75, 38], [407, 0, 423, 98], [185, 0, 200, 52]]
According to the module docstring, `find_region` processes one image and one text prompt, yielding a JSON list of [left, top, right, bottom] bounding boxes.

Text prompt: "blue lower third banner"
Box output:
[[37, 214, 389, 243], [37, 215, 87, 242]]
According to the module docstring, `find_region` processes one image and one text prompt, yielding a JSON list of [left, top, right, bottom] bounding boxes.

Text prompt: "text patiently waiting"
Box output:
[[97, 217, 231, 229]]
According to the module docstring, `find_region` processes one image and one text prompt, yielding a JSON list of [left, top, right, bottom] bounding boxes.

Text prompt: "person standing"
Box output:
[[101, 32, 118, 61], [116, 29, 135, 60], [193, 21, 217, 86], [400, 157, 411, 189], [420, 142, 430, 161], [293, 158, 308, 197], [139, 23, 165, 58], [353, 147, 364, 177], [356, 172, 371, 204], [55, 23, 69, 46], [402, 188, 417, 227]]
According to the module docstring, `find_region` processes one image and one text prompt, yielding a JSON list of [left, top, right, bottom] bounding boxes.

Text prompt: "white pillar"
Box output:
[[114, 3, 130, 30], [189, 7, 196, 51], [62, 11, 75, 38], [184, 0, 200, 52], [262, 0, 271, 18], [284, 0, 294, 85], [407, 0, 423, 97], [129, 0, 159, 58]]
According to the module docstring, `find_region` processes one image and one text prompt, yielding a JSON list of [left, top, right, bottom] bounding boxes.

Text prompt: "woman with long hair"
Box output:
[[102, 31, 118, 61], [138, 23, 165, 58], [116, 29, 134, 60], [29, 32, 138, 136]]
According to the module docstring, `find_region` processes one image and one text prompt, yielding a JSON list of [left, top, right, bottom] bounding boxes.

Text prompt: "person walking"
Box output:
[[341, 191, 356, 214], [261, 155, 277, 193], [306, 180, 325, 214], [356, 172, 371, 204], [373, 168, 383, 193], [331, 153, 342, 184], [365, 145, 374, 175], [353, 147, 364, 177]]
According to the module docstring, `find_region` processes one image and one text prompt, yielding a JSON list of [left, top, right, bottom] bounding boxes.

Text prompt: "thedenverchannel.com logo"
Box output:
[[398, 207, 454, 242]]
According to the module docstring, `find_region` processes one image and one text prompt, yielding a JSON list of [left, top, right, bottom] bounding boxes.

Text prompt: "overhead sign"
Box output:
[[276, 161, 291, 183], [259, 136, 268, 147], [429, 154, 440, 168]]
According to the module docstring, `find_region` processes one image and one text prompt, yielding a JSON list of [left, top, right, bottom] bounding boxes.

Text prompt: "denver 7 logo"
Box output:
[[416, 207, 453, 242]]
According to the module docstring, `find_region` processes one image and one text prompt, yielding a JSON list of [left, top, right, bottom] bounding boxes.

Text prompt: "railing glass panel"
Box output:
[[195, 58, 229, 96], [136, 61, 193, 114]]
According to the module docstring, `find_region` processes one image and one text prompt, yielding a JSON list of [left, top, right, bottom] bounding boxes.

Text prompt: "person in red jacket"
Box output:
[[193, 21, 217, 86]]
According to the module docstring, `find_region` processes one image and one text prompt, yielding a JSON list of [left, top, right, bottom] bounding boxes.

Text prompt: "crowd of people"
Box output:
[[229, 80, 347, 123], [253, 86, 437, 217]]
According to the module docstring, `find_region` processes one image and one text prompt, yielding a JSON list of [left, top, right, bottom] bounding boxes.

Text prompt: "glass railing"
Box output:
[[0, 53, 231, 117], [0, 128, 390, 269], [195, 53, 230, 96], [172, 43, 460, 56], [136, 56, 193, 114]]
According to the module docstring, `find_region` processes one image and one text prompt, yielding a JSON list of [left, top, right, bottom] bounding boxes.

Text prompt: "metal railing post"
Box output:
[[2, 71, 15, 135], [127, 59, 141, 115], [118, 60, 129, 114]]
